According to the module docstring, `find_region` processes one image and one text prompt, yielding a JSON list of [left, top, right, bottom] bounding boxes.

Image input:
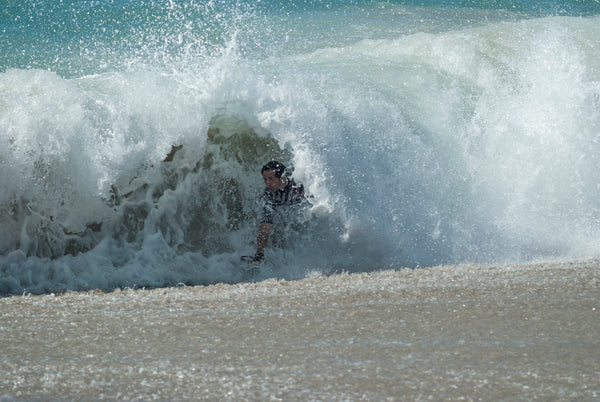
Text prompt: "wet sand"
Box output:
[[1, 260, 598, 401]]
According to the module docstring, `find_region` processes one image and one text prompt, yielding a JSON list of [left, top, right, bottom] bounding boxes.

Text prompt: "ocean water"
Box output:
[[1, 0, 600, 295]]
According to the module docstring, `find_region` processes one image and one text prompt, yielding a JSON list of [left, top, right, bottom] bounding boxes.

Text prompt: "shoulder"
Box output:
[[288, 178, 302, 188], [293, 182, 304, 194], [287, 180, 307, 201], [285, 179, 301, 192]]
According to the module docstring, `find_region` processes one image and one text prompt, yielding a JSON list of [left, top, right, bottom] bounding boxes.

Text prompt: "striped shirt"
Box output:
[[260, 180, 308, 224]]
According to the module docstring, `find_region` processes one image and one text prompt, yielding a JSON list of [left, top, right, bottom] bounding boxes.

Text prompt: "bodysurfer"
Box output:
[[248, 160, 310, 264]]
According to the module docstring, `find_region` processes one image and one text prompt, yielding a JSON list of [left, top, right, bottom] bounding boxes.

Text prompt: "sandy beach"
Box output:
[[1, 260, 598, 401]]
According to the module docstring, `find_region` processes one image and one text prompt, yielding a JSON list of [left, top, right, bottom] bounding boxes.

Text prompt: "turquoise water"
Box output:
[[1, 0, 600, 294], [3, 0, 597, 75]]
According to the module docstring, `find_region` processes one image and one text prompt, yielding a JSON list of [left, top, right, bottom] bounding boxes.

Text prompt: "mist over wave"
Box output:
[[1, 1, 600, 294]]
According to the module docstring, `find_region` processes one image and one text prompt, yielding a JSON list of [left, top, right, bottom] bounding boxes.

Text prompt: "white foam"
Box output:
[[2, 15, 600, 294]]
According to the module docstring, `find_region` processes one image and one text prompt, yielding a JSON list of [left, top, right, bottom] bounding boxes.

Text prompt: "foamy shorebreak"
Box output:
[[1, 260, 598, 400]]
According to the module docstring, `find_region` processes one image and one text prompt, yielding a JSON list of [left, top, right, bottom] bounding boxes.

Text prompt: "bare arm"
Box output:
[[256, 222, 272, 255]]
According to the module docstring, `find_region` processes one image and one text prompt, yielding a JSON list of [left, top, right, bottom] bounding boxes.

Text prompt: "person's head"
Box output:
[[261, 161, 289, 193]]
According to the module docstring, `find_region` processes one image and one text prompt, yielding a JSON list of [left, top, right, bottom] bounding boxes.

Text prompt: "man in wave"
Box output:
[[250, 160, 310, 264]]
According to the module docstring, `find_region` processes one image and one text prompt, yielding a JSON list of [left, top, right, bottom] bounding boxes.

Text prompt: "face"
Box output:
[[263, 169, 288, 193]]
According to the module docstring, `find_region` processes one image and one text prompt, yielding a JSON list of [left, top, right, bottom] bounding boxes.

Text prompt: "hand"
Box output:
[[252, 252, 265, 263]]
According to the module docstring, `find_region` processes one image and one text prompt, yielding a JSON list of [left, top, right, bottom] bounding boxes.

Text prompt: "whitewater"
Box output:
[[1, 1, 600, 294]]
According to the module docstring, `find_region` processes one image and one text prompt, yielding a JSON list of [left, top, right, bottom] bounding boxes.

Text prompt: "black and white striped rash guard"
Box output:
[[260, 179, 308, 224]]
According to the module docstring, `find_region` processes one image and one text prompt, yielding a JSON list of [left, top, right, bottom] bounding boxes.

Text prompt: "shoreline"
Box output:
[[1, 260, 599, 400]]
